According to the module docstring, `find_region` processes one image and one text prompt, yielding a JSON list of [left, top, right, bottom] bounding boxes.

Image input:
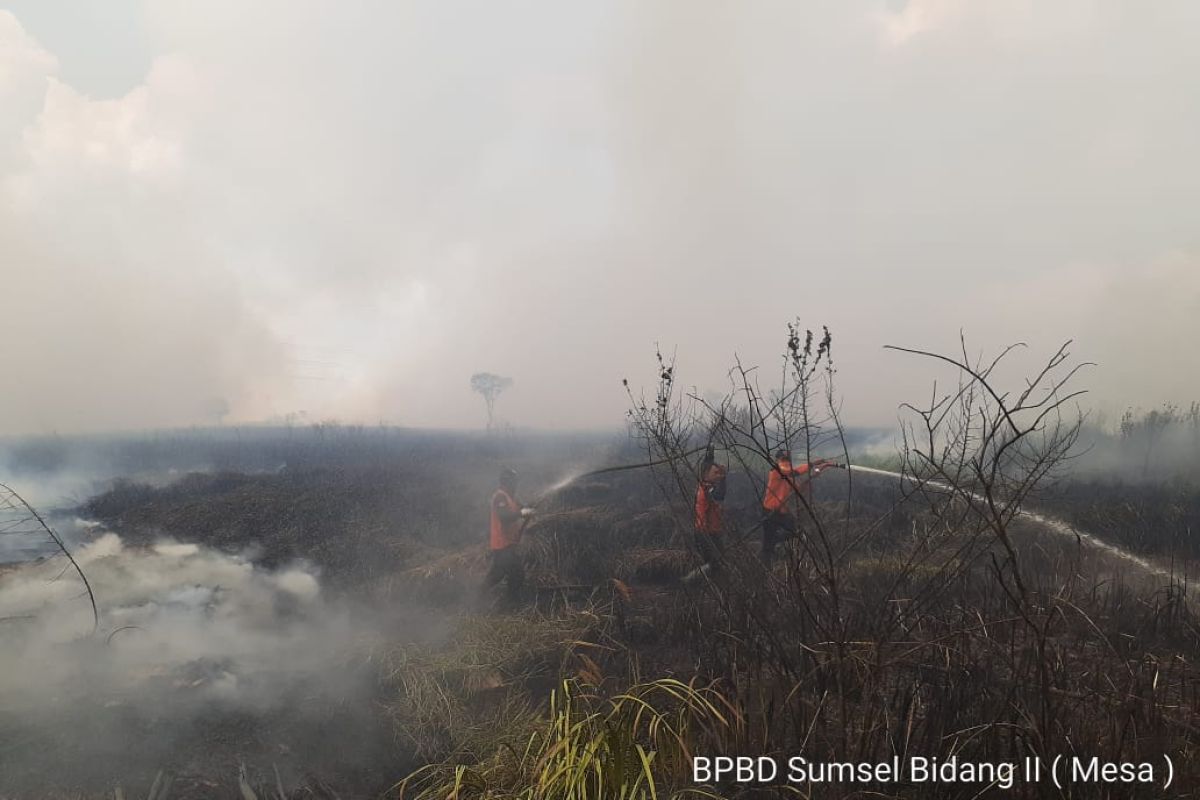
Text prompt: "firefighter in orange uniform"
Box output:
[[486, 467, 535, 602], [761, 449, 834, 564], [693, 447, 728, 571]]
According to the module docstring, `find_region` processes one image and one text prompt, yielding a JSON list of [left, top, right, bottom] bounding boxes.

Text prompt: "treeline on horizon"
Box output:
[[0, 407, 1198, 482]]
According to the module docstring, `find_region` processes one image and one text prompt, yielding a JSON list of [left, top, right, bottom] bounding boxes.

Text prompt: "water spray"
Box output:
[[534, 451, 1175, 584], [536, 446, 851, 503], [844, 464, 1176, 582], [530, 446, 710, 508]]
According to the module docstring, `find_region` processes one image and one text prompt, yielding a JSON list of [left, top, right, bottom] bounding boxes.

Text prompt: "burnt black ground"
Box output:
[[2, 427, 1198, 797]]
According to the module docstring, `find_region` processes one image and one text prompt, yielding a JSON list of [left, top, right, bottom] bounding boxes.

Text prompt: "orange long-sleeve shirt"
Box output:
[[762, 459, 813, 512]]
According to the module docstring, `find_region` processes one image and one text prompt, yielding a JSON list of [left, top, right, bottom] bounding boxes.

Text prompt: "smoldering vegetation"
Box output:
[[1042, 406, 1200, 565], [0, 427, 631, 797], [389, 463, 1200, 799], [1, 404, 1199, 797], [0, 528, 422, 796], [1082, 404, 1200, 482], [459, 330, 1200, 800]]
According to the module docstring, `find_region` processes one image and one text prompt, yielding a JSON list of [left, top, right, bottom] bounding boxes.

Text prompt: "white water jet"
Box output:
[[545, 470, 584, 495], [848, 464, 1180, 582]]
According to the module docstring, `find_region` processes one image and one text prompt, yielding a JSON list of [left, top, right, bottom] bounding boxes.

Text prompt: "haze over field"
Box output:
[[1, 0, 1198, 434]]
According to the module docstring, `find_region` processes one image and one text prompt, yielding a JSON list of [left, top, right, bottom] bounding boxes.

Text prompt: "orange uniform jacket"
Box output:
[[490, 488, 523, 550], [762, 459, 812, 512], [694, 481, 723, 534]]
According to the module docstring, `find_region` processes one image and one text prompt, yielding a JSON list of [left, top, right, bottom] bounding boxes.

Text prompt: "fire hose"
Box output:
[[528, 446, 847, 530]]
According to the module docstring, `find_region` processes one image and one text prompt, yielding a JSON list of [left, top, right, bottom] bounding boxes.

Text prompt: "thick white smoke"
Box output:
[[0, 528, 417, 793], [0, 531, 364, 698], [2, 3, 1199, 431]]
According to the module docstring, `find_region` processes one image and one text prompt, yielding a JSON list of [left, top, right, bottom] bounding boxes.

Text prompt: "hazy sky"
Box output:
[[1, 1, 1197, 434]]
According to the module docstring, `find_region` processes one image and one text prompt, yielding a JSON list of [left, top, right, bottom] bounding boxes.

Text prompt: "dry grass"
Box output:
[[394, 678, 735, 800], [61, 428, 1200, 797], [380, 608, 623, 762]]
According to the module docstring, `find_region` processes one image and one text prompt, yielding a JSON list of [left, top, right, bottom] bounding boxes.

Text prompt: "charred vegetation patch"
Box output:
[[6, 347, 1200, 797]]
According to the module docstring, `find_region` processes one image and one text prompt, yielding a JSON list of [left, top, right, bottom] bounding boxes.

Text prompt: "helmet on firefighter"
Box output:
[[499, 466, 518, 488]]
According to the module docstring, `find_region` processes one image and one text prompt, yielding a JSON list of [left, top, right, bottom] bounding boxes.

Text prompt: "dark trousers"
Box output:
[[761, 511, 796, 563], [694, 531, 726, 568], [485, 546, 525, 600]]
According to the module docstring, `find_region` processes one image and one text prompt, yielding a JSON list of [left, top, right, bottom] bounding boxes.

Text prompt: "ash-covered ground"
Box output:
[[0, 427, 631, 797], [0, 426, 1198, 797]]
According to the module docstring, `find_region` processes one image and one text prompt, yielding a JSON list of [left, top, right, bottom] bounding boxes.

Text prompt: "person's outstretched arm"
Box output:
[[493, 493, 522, 524]]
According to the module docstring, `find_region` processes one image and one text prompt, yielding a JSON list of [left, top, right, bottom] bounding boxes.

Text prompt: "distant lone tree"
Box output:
[[204, 395, 230, 425], [470, 372, 513, 430]]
